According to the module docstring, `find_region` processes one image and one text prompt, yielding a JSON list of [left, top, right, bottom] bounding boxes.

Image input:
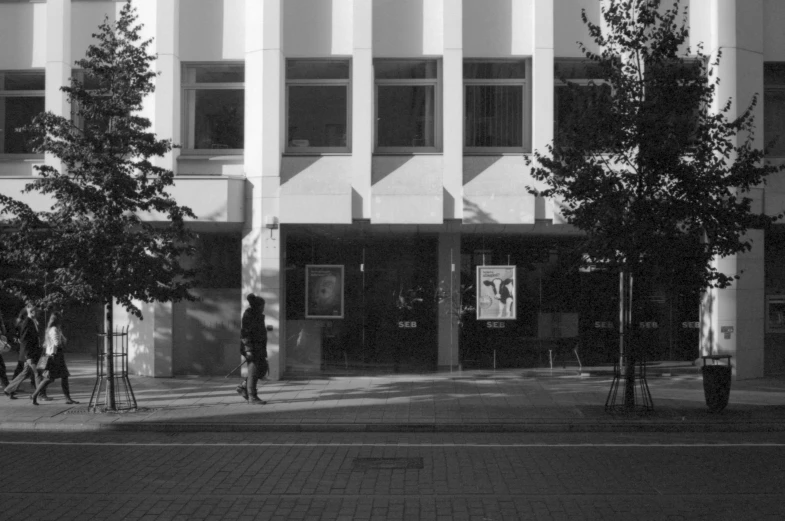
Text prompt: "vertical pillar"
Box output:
[[531, 0, 554, 221], [442, 0, 462, 220], [352, 0, 373, 219], [701, 0, 766, 379], [244, 0, 283, 380], [438, 228, 461, 370], [44, 0, 71, 173], [151, 0, 180, 173]]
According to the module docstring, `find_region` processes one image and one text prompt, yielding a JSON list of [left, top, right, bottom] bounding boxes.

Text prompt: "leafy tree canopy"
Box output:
[[0, 0, 196, 317], [528, 0, 782, 291]]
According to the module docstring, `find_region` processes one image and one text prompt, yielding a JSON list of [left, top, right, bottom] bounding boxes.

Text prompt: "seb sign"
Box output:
[[398, 321, 417, 328]]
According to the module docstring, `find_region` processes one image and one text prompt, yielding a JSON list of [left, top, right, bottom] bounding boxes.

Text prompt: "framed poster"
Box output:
[[476, 266, 516, 320], [767, 296, 785, 333], [306, 265, 344, 319]]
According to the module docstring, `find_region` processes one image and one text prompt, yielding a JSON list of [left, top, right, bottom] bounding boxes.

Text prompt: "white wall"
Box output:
[[554, 0, 599, 57], [464, 0, 531, 57], [0, 2, 46, 69], [71, 1, 120, 63], [179, 0, 245, 60], [283, 0, 353, 56], [764, 0, 785, 60], [373, 0, 444, 56]]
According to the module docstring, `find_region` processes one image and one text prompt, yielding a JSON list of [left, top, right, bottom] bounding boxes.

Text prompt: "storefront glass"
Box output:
[[285, 226, 438, 374]]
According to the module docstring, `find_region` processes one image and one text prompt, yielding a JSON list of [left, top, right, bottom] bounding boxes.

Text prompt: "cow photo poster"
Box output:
[[306, 265, 344, 319], [476, 266, 517, 320]]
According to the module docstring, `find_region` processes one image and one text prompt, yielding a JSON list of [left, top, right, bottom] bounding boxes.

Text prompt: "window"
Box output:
[[0, 70, 44, 155], [554, 59, 612, 150], [765, 63, 785, 157], [182, 63, 244, 152], [375, 60, 439, 152], [464, 61, 529, 152], [70, 69, 108, 134], [286, 60, 350, 153]]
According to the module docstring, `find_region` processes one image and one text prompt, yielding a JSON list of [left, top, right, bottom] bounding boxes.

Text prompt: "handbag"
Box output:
[[0, 335, 11, 354], [36, 354, 52, 372]]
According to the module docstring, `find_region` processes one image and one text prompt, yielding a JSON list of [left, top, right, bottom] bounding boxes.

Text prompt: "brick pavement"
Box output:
[[1, 432, 785, 520], [2, 354, 785, 432]]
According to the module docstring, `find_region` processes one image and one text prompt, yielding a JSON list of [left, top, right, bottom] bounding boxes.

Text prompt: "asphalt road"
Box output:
[[1, 431, 784, 520]]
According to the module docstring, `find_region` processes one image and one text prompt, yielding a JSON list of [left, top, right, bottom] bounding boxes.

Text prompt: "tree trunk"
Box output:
[[105, 299, 116, 411], [620, 270, 636, 411]]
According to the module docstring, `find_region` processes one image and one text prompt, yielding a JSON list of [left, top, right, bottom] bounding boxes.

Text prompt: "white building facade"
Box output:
[[2, 0, 785, 380]]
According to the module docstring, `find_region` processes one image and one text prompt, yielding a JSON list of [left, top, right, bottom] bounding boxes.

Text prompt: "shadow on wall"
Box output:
[[0, 4, 35, 68], [173, 288, 241, 376], [463, 156, 503, 186], [283, 0, 335, 54], [462, 198, 499, 224], [371, 155, 416, 186]]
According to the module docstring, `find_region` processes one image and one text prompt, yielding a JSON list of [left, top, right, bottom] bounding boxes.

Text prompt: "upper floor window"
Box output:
[[765, 63, 785, 157], [554, 59, 612, 150], [464, 61, 529, 152], [286, 60, 350, 153], [375, 59, 439, 152], [0, 70, 44, 155], [182, 63, 244, 152]]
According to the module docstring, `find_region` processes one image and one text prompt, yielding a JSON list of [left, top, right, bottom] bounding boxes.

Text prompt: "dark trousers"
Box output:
[[12, 359, 37, 389], [239, 356, 268, 398], [5, 358, 41, 394], [0, 354, 8, 387]]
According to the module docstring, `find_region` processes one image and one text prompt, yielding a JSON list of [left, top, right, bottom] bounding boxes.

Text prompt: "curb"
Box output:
[[3, 420, 785, 434]]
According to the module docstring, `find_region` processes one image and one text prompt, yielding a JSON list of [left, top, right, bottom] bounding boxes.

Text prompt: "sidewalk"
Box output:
[[2, 354, 785, 433]]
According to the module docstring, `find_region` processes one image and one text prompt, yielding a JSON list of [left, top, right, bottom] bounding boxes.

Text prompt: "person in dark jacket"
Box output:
[[4, 303, 43, 399], [0, 309, 9, 389], [236, 294, 268, 404]]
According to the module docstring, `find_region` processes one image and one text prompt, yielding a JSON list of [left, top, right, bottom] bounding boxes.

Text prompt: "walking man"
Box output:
[[236, 294, 269, 404], [4, 303, 42, 399]]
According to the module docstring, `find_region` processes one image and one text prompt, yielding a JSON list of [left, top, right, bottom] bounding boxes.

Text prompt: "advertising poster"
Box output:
[[306, 265, 344, 319], [476, 266, 516, 320]]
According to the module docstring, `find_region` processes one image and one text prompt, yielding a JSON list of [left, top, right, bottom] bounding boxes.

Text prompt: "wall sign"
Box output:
[[305, 265, 344, 319], [476, 266, 516, 321]]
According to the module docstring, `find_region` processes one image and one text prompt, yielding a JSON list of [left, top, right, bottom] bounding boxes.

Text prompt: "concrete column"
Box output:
[[701, 0, 766, 379], [44, 0, 71, 173], [531, 0, 554, 221], [352, 0, 373, 219], [137, 0, 180, 173], [244, 0, 283, 380], [442, 0, 462, 220], [438, 228, 461, 370]]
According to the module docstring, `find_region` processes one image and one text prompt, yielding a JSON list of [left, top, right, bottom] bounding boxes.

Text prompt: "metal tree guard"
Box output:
[[89, 325, 137, 412]]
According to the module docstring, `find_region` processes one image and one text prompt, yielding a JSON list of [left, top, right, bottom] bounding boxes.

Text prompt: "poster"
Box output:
[[306, 265, 344, 319], [476, 266, 516, 320]]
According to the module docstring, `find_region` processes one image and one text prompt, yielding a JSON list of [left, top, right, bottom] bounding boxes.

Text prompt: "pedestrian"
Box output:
[[236, 294, 268, 405], [4, 303, 43, 399], [31, 312, 79, 406], [0, 309, 10, 389]]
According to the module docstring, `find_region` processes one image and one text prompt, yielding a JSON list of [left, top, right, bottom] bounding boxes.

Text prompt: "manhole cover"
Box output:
[[352, 458, 423, 470]]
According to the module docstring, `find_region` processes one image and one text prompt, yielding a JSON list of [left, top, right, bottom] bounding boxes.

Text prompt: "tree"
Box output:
[[0, 0, 196, 410], [526, 0, 782, 410]]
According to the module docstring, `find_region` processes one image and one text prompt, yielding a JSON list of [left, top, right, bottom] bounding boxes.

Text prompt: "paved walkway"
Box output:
[[2, 354, 785, 433]]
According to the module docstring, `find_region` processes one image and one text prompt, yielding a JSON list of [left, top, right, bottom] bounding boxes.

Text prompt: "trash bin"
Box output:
[[701, 355, 732, 413]]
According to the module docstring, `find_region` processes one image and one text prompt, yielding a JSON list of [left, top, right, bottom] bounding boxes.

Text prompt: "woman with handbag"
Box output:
[[31, 312, 78, 406]]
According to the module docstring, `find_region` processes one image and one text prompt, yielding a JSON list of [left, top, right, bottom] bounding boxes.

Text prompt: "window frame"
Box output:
[[463, 59, 531, 154], [764, 62, 785, 158], [181, 61, 245, 156], [285, 59, 352, 155], [374, 58, 442, 154], [553, 59, 614, 152], [0, 69, 45, 158]]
